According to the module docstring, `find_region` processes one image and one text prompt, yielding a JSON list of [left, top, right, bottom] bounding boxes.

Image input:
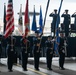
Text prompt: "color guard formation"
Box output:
[[0, 30, 67, 72], [0, 0, 75, 73]]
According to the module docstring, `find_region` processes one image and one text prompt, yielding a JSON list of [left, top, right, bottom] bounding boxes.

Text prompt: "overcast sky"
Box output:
[[0, 0, 76, 20]]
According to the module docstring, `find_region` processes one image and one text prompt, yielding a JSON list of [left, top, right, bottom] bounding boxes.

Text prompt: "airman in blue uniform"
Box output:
[[33, 31, 42, 71], [59, 33, 65, 70], [49, 9, 58, 37], [45, 36, 54, 70], [61, 10, 71, 37], [6, 35, 16, 72], [71, 12, 76, 31], [21, 36, 30, 71]]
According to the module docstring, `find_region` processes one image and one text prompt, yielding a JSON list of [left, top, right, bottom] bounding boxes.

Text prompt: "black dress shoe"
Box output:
[[62, 68, 65, 70], [9, 69, 13, 72], [35, 68, 39, 71], [59, 67, 65, 70], [49, 68, 52, 70], [47, 68, 52, 70], [23, 69, 28, 71]]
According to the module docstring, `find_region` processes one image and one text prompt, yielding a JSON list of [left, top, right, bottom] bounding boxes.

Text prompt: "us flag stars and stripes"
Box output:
[[4, 0, 14, 38]]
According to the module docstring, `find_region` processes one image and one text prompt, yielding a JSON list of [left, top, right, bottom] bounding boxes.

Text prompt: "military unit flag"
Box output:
[[39, 6, 43, 33], [24, 0, 30, 37], [31, 6, 37, 32], [18, 4, 23, 34]]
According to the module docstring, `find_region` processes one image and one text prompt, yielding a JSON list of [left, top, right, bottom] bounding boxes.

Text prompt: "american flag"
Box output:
[[24, 0, 30, 37], [4, 0, 14, 38]]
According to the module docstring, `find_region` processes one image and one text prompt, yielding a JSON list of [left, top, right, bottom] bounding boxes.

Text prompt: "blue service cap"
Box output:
[[65, 9, 68, 12], [54, 9, 57, 12], [48, 35, 52, 38]]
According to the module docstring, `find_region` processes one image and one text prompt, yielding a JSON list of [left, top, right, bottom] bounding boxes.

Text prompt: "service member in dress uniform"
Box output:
[[72, 12, 76, 25], [61, 10, 71, 37], [33, 31, 42, 71], [71, 12, 76, 30], [0, 35, 2, 61], [21, 36, 30, 71], [49, 9, 58, 37], [45, 36, 54, 70], [58, 33, 65, 70], [6, 34, 16, 72]]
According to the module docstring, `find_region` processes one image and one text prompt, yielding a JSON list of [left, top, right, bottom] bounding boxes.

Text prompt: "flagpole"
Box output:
[[43, 0, 50, 27], [3, 3, 6, 34], [37, 0, 50, 53], [55, 0, 63, 55]]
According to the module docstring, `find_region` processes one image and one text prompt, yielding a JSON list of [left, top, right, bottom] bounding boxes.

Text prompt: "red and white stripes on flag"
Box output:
[[24, 0, 30, 37], [4, 0, 14, 38]]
